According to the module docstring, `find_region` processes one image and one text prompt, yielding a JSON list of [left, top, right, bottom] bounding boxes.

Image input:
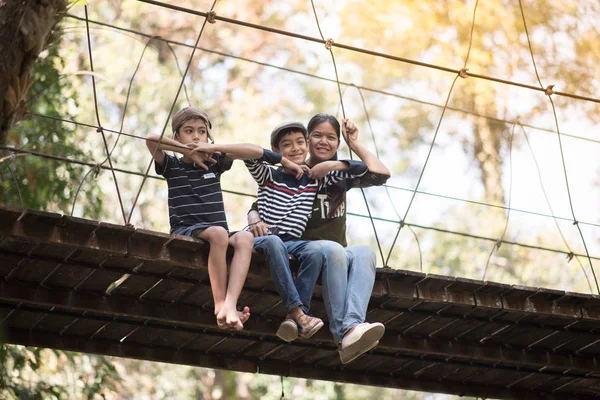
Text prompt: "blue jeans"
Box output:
[[315, 242, 376, 344], [253, 237, 376, 343], [252, 236, 323, 314]]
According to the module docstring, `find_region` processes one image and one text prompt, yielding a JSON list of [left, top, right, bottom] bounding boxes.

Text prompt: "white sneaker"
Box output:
[[340, 340, 380, 364], [276, 319, 298, 342], [339, 322, 385, 364]]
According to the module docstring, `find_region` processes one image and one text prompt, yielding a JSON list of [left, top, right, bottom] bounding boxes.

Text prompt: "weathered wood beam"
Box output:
[[4, 327, 591, 400]]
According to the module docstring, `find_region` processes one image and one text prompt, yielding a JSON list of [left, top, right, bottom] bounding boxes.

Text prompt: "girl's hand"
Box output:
[[307, 161, 335, 179], [342, 118, 359, 148]]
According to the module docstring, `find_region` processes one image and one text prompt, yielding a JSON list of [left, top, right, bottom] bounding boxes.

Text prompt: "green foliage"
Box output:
[[0, 31, 114, 400], [0, 39, 103, 219], [0, 345, 121, 399]]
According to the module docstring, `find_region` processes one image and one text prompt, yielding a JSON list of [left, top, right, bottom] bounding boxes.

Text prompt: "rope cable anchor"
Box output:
[[207, 11, 217, 24], [325, 38, 334, 50], [92, 163, 101, 178]]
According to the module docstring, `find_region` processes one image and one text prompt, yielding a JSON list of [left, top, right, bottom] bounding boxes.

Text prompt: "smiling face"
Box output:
[[308, 121, 340, 163], [274, 131, 308, 165], [175, 118, 209, 145]]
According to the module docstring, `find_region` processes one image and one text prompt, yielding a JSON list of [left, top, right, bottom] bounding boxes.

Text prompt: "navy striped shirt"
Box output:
[[156, 154, 233, 233], [245, 150, 368, 239]]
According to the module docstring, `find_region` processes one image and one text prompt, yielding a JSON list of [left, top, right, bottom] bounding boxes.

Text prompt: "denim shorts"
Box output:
[[172, 223, 236, 238], [171, 223, 214, 238]]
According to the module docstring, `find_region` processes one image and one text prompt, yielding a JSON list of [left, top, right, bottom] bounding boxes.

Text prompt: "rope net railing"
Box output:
[[62, 13, 600, 147], [2, 143, 599, 262], [1, 0, 598, 294]]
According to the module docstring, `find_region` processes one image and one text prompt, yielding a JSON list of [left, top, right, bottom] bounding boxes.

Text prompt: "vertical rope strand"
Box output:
[[83, 5, 128, 224], [384, 0, 480, 266], [519, 124, 594, 294], [482, 122, 516, 280], [127, 0, 219, 224], [71, 35, 158, 217], [385, 74, 460, 267], [2, 156, 24, 209], [463, 0, 479, 68], [310, 0, 385, 264], [518, 0, 598, 294], [354, 84, 424, 271]]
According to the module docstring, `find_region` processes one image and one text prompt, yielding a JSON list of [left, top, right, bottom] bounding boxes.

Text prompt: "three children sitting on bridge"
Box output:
[[146, 106, 385, 363]]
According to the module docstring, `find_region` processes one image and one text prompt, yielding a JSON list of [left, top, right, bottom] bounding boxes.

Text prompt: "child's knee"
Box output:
[[320, 241, 347, 265], [202, 226, 229, 247], [230, 231, 254, 250], [256, 235, 286, 252]]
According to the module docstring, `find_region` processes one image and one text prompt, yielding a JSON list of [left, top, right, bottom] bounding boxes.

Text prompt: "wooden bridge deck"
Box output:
[[1, 206, 599, 399]]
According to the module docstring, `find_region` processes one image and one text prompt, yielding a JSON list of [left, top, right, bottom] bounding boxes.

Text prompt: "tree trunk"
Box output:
[[473, 115, 505, 205], [0, 0, 67, 144]]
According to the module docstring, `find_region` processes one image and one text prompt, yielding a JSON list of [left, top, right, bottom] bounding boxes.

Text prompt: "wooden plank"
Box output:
[[0, 206, 22, 236]]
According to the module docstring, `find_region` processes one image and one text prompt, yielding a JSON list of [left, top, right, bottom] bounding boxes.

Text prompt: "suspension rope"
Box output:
[[482, 122, 515, 281], [72, 35, 159, 217], [7, 144, 596, 265], [1, 152, 24, 210], [127, 0, 219, 225], [310, 0, 386, 266], [20, 111, 600, 231], [135, 0, 600, 105], [349, 212, 600, 262], [62, 14, 600, 147], [519, 124, 594, 294], [344, 83, 424, 272], [83, 6, 128, 224], [386, 0, 480, 267], [385, 74, 460, 267], [518, 0, 598, 295]]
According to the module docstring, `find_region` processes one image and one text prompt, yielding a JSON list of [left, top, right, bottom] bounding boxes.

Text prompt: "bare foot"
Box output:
[[239, 306, 250, 324], [217, 307, 243, 330], [215, 306, 227, 329]]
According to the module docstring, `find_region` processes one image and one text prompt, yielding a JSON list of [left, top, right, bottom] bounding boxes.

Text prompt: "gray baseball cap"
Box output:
[[270, 121, 307, 148], [172, 107, 212, 134]]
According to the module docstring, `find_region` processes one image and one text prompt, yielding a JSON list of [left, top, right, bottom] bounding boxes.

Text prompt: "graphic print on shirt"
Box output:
[[316, 193, 345, 219]]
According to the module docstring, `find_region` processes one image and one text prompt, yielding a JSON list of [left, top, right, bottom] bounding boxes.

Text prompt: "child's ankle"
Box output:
[[287, 307, 304, 321]]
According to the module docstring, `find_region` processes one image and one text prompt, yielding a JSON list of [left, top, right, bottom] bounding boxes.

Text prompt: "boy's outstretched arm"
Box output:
[[342, 118, 391, 177], [190, 142, 263, 160], [190, 143, 305, 178], [307, 160, 359, 179], [145, 134, 213, 166]]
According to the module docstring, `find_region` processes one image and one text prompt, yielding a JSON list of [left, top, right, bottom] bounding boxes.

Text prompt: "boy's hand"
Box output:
[[307, 161, 336, 179], [341, 118, 359, 149], [189, 151, 216, 171], [280, 157, 306, 179], [249, 220, 271, 237], [248, 212, 270, 237], [188, 142, 214, 154]]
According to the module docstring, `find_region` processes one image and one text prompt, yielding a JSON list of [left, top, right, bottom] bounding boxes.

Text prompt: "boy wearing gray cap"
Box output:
[[244, 121, 370, 342], [146, 107, 303, 331]]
